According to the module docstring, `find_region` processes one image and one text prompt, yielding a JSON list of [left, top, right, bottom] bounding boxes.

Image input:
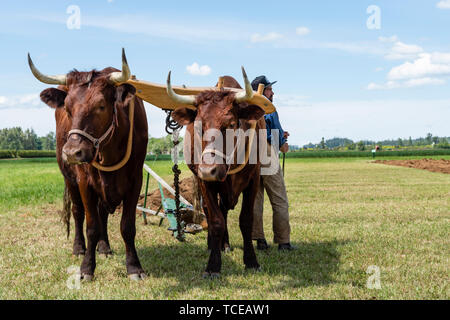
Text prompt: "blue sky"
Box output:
[[0, 0, 449, 146]]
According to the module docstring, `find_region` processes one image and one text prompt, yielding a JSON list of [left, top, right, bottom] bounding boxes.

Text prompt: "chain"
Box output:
[[165, 110, 182, 135], [165, 110, 184, 241]]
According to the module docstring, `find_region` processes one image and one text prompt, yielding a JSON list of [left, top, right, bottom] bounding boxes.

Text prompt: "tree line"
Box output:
[[0, 127, 56, 151], [0, 127, 183, 155], [1, 126, 448, 153], [304, 134, 450, 150]]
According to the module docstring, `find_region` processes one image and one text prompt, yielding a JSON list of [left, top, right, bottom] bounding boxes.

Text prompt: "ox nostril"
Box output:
[[75, 150, 82, 159], [210, 168, 216, 176]]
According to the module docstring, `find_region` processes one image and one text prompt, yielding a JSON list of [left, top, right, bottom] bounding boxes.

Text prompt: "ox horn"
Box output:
[[166, 71, 196, 105], [109, 48, 131, 84], [234, 66, 254, 103], [27, 53, 67, 85]]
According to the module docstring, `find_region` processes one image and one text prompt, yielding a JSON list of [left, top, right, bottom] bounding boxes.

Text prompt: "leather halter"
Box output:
[[67, 105, 117, 161], [67, 99, 135, 172], [201, 120, 257, 175]]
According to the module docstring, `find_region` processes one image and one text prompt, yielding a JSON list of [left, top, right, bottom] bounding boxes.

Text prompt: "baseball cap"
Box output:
[[251, 75, 277, 91]]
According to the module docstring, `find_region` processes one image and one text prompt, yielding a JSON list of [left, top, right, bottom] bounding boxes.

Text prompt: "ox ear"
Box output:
[[115, 83, 136, 106], [40, 88, 67, 109], [172, 107, 197, 125], [238, 104, 265, 121]]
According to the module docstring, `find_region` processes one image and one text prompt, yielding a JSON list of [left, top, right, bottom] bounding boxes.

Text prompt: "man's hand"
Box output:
[[283, 131, 290, 139], [280, 142, 289, 153]]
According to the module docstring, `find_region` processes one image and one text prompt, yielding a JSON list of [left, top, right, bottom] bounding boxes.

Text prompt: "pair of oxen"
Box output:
[[28, 49, 266, 281]]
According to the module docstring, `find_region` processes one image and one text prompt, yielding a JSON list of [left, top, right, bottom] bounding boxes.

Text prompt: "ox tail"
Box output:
[[61, 184, 72, 239]]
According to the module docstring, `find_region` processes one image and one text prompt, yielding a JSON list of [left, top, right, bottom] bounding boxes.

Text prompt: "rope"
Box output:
[[91, 99, 135, 172]]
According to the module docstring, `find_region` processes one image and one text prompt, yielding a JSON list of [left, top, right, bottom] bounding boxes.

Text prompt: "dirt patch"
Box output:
[[131, 176, 207, 229], [374, 158, 450, 174], [137, 176, 196, 211]]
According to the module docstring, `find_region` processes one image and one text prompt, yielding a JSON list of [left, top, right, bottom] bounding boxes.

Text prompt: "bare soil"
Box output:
[[374, 158, 450, 174], [136, 176, 208, 228]]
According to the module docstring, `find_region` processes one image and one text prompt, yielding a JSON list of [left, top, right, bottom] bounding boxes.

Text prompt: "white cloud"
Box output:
[[250, 32, 283, 43], [186, 62, 212, 76], [273, 94, 311, 108], [437, 0, 450, 9], [378, 35, 398, 43], [367, 77, 446, 90], [388, 53, 450, 80], [384, 41, 424, 60], [31, 14, 250, 43], [295, 27, 310, 36], [369, 34, 450, 90], [0, 93, 42, 109]]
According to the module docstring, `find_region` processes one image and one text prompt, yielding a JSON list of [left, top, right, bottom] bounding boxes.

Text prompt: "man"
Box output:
[[251, 75, 296, 251]]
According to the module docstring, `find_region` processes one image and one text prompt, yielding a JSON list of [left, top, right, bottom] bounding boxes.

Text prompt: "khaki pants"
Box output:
[[252, 153, 291, 244]]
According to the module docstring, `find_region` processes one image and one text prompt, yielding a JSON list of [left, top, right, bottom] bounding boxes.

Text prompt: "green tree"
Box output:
[[319, 137, 326, 149], [40, 132, 56, 150], [357, 141, 365, 151], [426, 133, 433, 145]]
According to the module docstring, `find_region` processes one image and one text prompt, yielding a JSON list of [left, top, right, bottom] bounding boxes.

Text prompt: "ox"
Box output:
[[168, 68, 266, 277], [28, 49, 148, 281]]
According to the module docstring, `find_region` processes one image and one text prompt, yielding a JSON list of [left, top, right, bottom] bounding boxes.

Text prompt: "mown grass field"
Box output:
[[0, 156, 449, 299]]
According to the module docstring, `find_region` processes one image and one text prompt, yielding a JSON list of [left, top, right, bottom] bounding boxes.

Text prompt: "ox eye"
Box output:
[[99, 106, 106, 111]]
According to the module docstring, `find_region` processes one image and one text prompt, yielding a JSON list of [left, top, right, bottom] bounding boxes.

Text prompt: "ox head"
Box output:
[[28, 49, 135, 164], [168, 68, 265, 182]]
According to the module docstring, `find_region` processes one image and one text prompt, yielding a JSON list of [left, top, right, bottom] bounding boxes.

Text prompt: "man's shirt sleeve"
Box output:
[[264, 111, 286, 148]]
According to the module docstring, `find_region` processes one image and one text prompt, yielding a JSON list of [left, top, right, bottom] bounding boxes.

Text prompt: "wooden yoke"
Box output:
[[126, 78, 276, 114], [217, 77, 224, 90]]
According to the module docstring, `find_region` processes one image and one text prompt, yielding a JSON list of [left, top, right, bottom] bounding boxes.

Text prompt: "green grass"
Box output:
[[0, 157, 449, 299]]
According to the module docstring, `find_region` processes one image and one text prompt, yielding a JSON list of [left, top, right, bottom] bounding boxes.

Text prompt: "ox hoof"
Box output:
[[81, 274, 94, 282], [202, 272, 221, 279], [72, 253, 85, 258], [128, 273, 147, 281], [72, 247, 86, 257], [97, 242, 112, 256]]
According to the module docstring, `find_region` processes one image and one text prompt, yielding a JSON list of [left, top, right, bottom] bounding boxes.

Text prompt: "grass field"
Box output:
[[0, 156, 449, 299]]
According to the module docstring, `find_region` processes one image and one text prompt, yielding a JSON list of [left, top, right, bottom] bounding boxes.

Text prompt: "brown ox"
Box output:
[[168, 69, 266, 277], [28, 49, 148, 281]]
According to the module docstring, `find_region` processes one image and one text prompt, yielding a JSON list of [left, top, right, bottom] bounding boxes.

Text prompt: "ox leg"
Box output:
[[97, 202, 112, 256], [201, 186, 223, 277], [240, 179, 260, 271], [66, 182, 86, 256], [121, 181, 146, 280], [79, 186, 101, 280], [206, 202, 230, 253], [219, 200, 231, 253]]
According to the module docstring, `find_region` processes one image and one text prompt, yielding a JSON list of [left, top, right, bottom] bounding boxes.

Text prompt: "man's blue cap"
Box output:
[[251, 75, 277, 91]]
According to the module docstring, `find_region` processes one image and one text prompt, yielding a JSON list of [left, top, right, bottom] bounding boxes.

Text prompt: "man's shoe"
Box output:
[[278, 243, 297, 251], [256, 239, 270, 250]]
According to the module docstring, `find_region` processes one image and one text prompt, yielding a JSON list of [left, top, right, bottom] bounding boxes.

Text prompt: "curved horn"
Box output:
[[234, 66, 254, 103], [27, 53, 67, 85], [109, 48, 131, 84], [166, 71, 196, 105]]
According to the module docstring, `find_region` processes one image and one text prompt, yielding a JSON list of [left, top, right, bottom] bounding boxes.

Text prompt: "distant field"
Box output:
[[0, 156, 449, 299]]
